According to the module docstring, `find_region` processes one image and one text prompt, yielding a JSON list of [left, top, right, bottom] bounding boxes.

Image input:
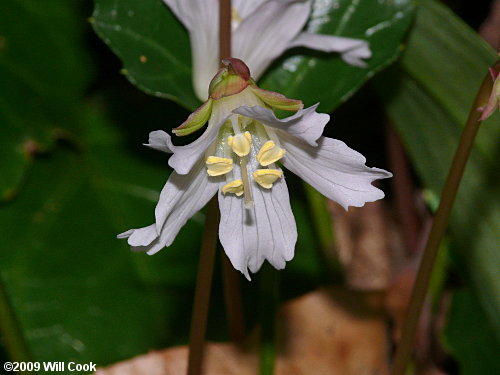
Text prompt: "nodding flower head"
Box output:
[[118, 58, 391, 280]]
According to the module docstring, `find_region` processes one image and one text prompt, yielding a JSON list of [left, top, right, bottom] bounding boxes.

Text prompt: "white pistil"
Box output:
[[239, 156, 253, 208]]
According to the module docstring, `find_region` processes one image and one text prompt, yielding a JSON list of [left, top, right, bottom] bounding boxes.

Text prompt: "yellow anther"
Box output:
[[253, 169, 283, 189], [228, 131, 252, 157], [256, 141, 286, 166], [222, 179, 244, 196], [232, 7, 243, 24], [205, 156, 234, 176]]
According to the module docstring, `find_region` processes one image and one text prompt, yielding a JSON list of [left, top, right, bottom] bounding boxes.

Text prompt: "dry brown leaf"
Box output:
[[94, 344, 257, 375], [94, 289, 389, 375], [277, 288, 389, 375], [328, 200, 403, 291]]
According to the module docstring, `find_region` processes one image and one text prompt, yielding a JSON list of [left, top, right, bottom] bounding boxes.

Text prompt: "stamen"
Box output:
[[222, 179, 244, 196], [228, 132, 252, 157], [205, 156, 234, 176], [253, 169, 283, 189], [239, 157, 254, 208], [256, 140, 286, 166], [228, 115, 252, 156]]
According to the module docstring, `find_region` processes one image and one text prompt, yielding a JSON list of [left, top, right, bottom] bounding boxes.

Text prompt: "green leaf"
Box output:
[[91, 0, 413, 112], [91, 0, 197, 109], [443, 289, 500, 375], [260, 0, 414, 111], [0, 108, 201, 370], [374, 0, 500, 345], [398, 0, 499, 155], [0, 0, 92, 200]]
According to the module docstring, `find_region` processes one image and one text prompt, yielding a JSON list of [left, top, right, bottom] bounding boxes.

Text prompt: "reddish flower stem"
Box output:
[[391, 61, 499, 375], [219, 0, 232, 61], [186, 2, 234, 374], [218, 0, 246, 346], [222, 255, 245, 343], [187, 199, 219, 375]]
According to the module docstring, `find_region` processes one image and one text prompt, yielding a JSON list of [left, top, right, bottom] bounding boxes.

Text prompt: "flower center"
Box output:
[[205, 114, 286, 208]]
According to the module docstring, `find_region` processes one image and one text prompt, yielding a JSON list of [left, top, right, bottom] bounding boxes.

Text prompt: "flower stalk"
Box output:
[[218, 0, 246, 349], [391, 60, 499, 375], [187, 1, 234, 374], [187, 199, 219, 375], [221, 254, 245, 344], [259, 265, 280, 375]]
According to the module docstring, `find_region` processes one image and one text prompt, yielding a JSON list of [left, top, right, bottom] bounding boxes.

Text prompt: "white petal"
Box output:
[[233, 104, 329, 146], [154, 159, 221, 247], [233, 0, 268, 19], [280, 133, 392, 209], [144, 130, 175, 153], [288, 33, 372, 68], [233, 0, 311, 80], [163, 0, 219, 101], [119, 160, 220, 255], [117, 224, 158, 248], [168, 113, 230, 175], [218, 143, 297, 279], [162, 0, 196, 29]]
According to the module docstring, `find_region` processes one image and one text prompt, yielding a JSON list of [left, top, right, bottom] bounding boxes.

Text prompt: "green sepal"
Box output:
[[209, 72, 249, 100], [208, 58, 251, 100], [250, 84, 303, 111], [173, 98, 213, 136]]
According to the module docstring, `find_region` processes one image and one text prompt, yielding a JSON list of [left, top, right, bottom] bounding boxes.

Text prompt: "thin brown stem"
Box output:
[[187, 2, 233, 374], [219, 0, 232, 61], [218, 0, 246, 346], [391, 61, 499, 375], [187, 198, 220, 375], [222, 255, 245, 343]]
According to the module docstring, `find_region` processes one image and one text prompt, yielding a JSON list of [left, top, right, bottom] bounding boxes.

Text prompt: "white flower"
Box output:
[[118, 59, 390, 280], [163, 0, 372, 101]]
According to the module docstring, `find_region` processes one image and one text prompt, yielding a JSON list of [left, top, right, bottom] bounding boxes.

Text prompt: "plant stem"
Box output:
[[391, 61, 498, 375], [187, 198, 220, 375], [187, 2, 232, 374], [219, 0, 231, 61], [259, 265, 279, 375], [0, 276, 33, 375], [218, 0, 246, 347], [221, 255, 245, 344]]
